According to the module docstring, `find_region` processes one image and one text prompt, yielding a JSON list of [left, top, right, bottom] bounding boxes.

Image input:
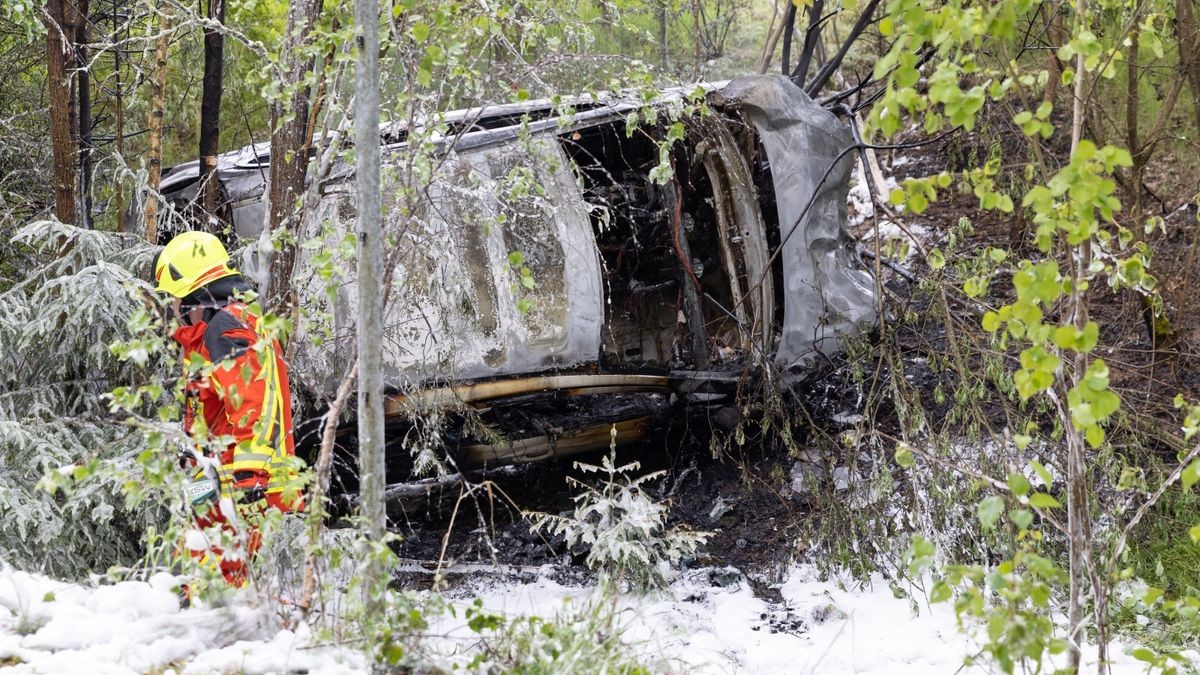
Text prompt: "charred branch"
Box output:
[[792, 0, 827, 90], [198, 0, 225, 221], [804, 0, 882, 98]]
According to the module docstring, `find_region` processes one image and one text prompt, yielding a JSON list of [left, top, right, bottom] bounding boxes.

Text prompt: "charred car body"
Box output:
[[144, 75, 877, 491]]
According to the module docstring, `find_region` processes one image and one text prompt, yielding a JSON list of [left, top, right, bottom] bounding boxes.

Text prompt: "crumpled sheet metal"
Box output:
[[719, 75, 878, 370]]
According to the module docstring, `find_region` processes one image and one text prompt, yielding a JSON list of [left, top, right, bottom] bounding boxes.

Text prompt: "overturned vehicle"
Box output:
[[146, 75, 877, 492]]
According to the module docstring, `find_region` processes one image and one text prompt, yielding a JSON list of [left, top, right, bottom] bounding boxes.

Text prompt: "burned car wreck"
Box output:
[[146, 75, 877, 496]]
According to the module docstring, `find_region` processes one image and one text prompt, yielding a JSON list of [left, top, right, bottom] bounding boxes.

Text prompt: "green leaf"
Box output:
[[906, 534, 936, 576], [1029, 460, 1053, 487], [410, 22, 430, 42], [977, 496, 1004, 529], [1182, 460, 1200, 491], [963, 276, 988, 298], [895, 444, 915, 469], [928, 248, 946, 270], [625, 111, 640, 137], [1030, 583, 1051, 606], [1052, 325, 1077, 350], [1074, 139, 1097, 162], [930, 580, 953, 603], [1189, 524, 1200, 543], [1007, 472, 1031, 496], [1010, 509, 1034, 530], [1131, 648, 1157, 663], [981, 311, 1000, 332], [1078, 322, 1099, 352], [1142, 586, 1163, 605], [879, 17, 895, 36], [987, 613, 1006, 641], [1029, 492, 1062, 509]]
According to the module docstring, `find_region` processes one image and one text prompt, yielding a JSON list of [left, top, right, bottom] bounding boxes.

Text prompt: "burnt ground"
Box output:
[[380, 420, 810, 596]]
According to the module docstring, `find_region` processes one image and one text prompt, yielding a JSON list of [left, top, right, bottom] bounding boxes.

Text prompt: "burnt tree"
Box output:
[[771, 0, 882, 99], [198, 0, 225, 222]]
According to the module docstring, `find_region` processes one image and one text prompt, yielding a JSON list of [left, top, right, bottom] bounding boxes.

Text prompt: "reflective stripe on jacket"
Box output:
[[172, 302, 302, 505]]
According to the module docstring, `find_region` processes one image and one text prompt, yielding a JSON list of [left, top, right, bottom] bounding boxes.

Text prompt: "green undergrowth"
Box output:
[[1126, 489, 1200, 599], [1111, 487, 1200, 654]]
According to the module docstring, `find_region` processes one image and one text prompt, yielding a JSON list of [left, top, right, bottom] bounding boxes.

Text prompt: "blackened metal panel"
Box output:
[[719, 75, 876, 369]]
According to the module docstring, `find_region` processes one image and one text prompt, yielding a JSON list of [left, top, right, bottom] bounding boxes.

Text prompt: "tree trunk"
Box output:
[[354, 0, 386, 593], [757, 1, 787, 74], [199, 0, 225, 223], [112, 0, 125, 233], [793, 0, 826, 89], [1176, 0, 1200, 140], [804, 0, 883, 97], [1126, 23, 1143, 218], [1067, 0, 1095, 668], [780, 2, 797, 77], [144, 3, 171, 243], [657, 0, 669, 70], [76, 0, 92, 228], [1042, 3, 1065, 107], [265, 0, 323, 311], [303, 16, 340, 163], [44, 0, 79, 226]]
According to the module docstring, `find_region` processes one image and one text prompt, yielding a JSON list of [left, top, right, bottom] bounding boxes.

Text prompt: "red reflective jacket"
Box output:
[[172, 302, 301, 505]]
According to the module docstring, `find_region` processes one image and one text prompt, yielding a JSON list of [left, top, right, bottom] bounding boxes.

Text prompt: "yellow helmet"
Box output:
[[153, 231, 238, 298]]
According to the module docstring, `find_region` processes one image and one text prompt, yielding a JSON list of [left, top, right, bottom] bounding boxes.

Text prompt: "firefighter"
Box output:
[[153, 231, 304, 587]]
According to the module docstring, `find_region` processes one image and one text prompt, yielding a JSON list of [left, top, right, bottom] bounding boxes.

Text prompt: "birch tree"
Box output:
[[354, 0, 385, 584]]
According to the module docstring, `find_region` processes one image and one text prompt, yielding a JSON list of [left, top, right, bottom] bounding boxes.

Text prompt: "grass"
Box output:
[[1111, 487, 1200, 653], [1124, 488, 1200, 598]]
